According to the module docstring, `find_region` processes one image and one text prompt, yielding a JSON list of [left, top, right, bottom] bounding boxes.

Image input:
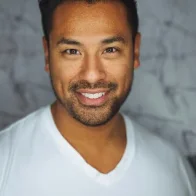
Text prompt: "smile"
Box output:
[[81, 92, 105, 99], [75, 90, 109, 106]]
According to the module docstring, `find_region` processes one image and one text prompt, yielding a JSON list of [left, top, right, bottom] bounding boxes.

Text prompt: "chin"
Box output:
[[64, 98, 121, 127]]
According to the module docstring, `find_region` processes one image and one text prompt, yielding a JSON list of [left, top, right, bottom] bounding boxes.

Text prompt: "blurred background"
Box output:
[[0, 0, 196, 170]]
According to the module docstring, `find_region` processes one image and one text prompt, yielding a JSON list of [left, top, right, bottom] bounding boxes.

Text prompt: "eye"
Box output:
[[103, 47, 119, 54], [63, 49, 81, 55]]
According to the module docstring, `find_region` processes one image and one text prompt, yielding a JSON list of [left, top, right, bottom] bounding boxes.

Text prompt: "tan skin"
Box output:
[[43, 1, 141, 173]]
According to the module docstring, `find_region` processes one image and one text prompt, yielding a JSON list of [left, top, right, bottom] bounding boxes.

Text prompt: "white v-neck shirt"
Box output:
[[0, 105, 195, 196]]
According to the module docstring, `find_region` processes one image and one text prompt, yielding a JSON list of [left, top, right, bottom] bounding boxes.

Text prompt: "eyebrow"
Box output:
[[56, 36, 127, 47], [101, 36, 127, 45], [57, 38, 82, 46]]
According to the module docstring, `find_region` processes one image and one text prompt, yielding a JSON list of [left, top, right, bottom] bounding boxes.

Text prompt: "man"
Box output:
[[0, 0, 195, 195]]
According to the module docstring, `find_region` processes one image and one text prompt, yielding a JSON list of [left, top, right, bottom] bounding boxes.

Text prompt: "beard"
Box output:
[[50, 78, 133, 127]]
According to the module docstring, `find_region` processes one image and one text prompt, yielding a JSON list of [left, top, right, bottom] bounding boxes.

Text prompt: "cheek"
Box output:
[[118, 65, 132, 93], [106, 61, 133, 92], [51, 56, 79, 77], [106, 51, 133, 80], [49, 57, 80, 94]]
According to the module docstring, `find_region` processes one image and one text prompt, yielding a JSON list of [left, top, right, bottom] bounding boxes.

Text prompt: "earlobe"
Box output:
[[44, 64, 50, 72], [134, 60, 140, 69], [133, 33, 141, 69], [42, 36, 50, 73]]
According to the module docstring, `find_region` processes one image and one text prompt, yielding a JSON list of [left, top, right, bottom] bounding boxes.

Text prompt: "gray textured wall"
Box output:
[[0, 0, 196, 164]]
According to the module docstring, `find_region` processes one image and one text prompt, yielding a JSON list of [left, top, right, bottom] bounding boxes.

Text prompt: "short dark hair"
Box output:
[[38, 0, 139, 42]]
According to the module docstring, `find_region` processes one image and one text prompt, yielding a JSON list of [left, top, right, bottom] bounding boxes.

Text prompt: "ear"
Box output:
[[133, 33, 141, 69], [42, 36, 50, 73]]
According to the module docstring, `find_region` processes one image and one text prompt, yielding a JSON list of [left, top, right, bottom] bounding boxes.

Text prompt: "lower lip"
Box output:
[[75, 92, 109, 106]]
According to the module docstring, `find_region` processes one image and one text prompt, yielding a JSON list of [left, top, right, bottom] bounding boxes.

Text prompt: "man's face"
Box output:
[[43, 1, 140, 126]]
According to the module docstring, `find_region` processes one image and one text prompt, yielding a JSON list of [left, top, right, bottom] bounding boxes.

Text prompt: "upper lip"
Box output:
[[76, 89, 109, 94]]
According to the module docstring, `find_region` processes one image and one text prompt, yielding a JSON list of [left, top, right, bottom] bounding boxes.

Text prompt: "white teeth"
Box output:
[[82, 92, 105, 99]]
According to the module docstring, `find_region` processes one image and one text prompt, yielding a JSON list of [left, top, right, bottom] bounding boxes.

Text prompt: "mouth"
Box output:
[[75, 90, 110, 106]]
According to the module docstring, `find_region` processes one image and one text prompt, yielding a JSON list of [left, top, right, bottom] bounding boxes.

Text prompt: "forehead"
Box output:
[[51, 1, 131, 41]]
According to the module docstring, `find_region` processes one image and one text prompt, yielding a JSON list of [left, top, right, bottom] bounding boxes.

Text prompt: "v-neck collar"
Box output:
[[44, 105, 135, 186]]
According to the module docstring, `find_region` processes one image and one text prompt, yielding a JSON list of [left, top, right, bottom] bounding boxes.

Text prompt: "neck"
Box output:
[[50, 101, 125, 150]]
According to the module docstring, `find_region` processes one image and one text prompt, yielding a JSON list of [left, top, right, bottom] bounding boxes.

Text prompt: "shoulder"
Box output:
[[123, 113, 180, 157], [0, 105, 49, 142], [0, 105, 50, 146], [123, 113, 196, 194], [0, 106, 50, 186]]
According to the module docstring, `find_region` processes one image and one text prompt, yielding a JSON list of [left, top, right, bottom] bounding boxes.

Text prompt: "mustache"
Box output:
[[69, 80, 118, 91]]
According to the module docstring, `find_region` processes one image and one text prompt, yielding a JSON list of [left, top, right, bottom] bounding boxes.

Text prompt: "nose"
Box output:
[[79, 54, 106, 84]]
